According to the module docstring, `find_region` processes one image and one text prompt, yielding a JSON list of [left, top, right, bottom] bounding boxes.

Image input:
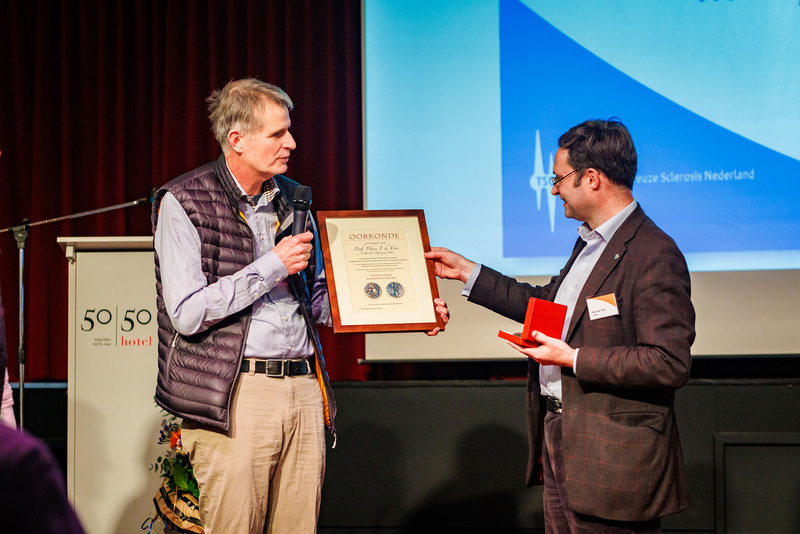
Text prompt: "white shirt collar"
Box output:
[[578, 199, 638, 243]]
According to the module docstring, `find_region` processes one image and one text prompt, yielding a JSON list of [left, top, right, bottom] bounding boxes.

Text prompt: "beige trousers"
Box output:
[[182, 371, 326, 534]]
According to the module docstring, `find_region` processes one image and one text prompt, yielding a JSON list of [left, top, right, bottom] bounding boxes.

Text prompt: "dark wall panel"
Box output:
[[14, 379, 800, 533]]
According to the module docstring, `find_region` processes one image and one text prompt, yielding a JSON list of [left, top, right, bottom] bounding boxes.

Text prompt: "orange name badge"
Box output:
[[586, 293, 619, 320]]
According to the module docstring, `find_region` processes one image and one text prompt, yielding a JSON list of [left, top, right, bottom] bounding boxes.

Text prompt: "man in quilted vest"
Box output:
[[152, 78, 336, 534]]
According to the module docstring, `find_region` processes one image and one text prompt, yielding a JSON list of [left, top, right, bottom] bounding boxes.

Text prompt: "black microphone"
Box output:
[[292, 186, 312, 236]]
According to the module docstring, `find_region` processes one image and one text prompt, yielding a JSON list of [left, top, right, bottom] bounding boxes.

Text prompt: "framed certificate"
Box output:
[[317, 210, 444, 333]]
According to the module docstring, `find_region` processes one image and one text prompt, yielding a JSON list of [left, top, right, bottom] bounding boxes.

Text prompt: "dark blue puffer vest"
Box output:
[[151, 155, 336, 436]]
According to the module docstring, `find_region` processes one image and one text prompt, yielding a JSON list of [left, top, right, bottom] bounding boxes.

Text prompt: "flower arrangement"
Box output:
[[145, 411, 204, 533], [152, 414, 199, 499]]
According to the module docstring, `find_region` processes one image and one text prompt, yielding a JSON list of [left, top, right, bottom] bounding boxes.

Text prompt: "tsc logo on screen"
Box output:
[[527, 130, 558, 234]]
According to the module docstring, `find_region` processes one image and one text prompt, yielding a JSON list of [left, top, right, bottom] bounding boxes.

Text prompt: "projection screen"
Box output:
[[362, 0, 800, 361]]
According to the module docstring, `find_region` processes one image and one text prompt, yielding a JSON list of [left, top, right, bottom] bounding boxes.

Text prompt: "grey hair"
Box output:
[[206, 78, 294, 154]]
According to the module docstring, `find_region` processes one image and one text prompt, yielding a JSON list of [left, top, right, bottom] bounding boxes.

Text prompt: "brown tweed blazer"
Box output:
[[469, 205, 695, 522]]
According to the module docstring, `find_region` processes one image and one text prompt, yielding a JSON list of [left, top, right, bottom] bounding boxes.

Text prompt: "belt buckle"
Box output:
[[298, 359, 310, 375], [547, 396, 563, 414], [266, 360, 285, 377]]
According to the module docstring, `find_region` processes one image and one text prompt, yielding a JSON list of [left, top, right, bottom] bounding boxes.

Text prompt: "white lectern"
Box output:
[[59, 237, 162, 534]]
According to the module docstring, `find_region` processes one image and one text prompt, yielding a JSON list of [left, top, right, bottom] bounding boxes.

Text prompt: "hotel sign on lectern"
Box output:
[[59, 236, 161, 534]]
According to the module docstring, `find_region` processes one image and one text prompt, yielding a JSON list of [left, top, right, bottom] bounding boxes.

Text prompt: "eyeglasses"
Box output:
[[550, 169, 580, 187]]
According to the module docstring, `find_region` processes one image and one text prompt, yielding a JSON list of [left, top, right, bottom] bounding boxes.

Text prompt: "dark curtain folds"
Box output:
[[0, 0, 367, 382]]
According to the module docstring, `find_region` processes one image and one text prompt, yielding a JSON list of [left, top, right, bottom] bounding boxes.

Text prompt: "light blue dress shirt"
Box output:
[[464, 200, 638, 399], [154, 174, 331, 360]]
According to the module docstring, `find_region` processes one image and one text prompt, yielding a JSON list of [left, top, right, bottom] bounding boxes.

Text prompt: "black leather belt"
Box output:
[[241, 358, 314, 377], [546, 396, 563, 414]]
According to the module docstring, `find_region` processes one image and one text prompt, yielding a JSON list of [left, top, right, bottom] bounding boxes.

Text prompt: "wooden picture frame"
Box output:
[[317, 210, 444, 333]]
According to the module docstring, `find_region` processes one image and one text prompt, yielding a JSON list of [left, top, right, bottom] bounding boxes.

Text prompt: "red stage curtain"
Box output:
[[0, 0, 367, 382]]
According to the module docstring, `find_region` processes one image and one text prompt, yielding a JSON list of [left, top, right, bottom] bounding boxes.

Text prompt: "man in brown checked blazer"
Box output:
[[425, 119, 695, 533]]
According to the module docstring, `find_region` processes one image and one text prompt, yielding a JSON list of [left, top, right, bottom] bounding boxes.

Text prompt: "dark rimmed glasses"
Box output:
[[550, 168, 580, 187]]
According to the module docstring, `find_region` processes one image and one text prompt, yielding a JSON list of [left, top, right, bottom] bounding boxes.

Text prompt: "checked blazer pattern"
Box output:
[[469, 205, 695, 522]]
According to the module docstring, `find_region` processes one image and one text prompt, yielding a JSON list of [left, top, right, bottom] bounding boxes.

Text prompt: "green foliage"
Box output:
[[151, 413, 200, 499]]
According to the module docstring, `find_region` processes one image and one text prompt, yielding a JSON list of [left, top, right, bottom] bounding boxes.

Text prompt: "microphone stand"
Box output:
[[1, 196, 149, 429]]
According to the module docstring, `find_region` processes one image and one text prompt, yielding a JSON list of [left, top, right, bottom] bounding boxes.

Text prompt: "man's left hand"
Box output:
[[425, 297, 450, 336], [507, 330, 576, 367]]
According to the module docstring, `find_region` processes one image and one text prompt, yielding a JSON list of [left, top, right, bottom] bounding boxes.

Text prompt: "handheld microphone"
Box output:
[[292, 186, 312, 236]]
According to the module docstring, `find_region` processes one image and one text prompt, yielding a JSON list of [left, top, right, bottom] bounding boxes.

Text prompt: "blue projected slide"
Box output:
[[364, 0, 800, 275], [500, 0, 800, 259]]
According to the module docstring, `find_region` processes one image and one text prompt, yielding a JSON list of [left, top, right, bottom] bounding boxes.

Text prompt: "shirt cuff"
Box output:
[[573, 348, 579, 373], [252, 251, 290, 288], [461, 263, 482, 297]]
